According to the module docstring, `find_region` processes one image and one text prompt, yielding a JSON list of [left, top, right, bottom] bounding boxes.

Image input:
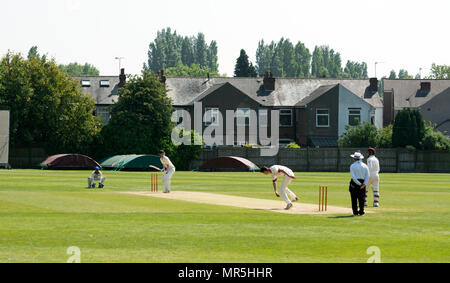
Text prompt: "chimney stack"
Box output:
[[263, 72, 276, 91], [369, 78, 378, 92], [119, 68, 126, 87], [159, 69, 166, 83]]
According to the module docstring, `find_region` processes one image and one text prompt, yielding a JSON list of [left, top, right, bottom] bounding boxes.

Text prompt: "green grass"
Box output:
[[0, 170, 449, 263]]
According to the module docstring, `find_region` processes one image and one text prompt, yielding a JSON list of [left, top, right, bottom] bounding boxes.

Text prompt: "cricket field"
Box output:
[[0, 170, 449, 263]]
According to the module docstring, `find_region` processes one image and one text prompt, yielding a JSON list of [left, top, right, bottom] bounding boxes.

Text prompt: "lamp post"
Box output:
[[115, 57, 124, 72], [375, 62, 385, 78]]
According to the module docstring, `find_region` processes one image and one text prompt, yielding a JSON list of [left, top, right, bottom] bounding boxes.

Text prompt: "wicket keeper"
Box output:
[[260, 165, 299, 210], [88, 167, 105, 189]]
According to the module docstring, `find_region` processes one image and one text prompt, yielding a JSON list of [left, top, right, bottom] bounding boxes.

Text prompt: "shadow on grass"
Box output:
[[328, 215, 356, 219]]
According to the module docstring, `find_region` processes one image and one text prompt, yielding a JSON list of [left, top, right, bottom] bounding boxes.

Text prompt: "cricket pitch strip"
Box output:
[[122, 191, 356, 215]]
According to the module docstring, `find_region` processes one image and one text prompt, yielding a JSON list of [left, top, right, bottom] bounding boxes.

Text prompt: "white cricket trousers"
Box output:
[[280, 177, 297, 205], [88, 177, 105, 187], [365, 175, 380, 205], [162, 168, 175, 192]]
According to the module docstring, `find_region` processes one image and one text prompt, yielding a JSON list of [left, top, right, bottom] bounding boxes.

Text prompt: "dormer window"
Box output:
[[81, 80, 91, 87], [100, 80, 110, 88]]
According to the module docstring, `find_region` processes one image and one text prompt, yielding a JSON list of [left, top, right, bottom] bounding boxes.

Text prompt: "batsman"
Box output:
[[150, 150, 176, 193], [365, 147, 381, 207]]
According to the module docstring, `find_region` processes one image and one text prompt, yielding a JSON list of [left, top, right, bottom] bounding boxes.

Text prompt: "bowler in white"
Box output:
[[260, 165, 298, 210]]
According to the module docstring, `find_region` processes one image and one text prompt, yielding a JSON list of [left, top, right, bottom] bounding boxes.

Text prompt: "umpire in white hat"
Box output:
[[349, 151, 370, 216]]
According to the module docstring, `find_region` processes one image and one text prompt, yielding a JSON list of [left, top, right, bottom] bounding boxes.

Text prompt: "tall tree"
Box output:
[[234, 49, 257, 77], [194, 33, 208, 68], [294, 41, 311, 77], [0, 52, 100, 154], [181, 37, 194, 67], [207, 40, 219, 72], [99, 71, 174, 157], [392, 109, 425, 148], [311, 46, 328, 78], [343, 61, 368, 79], [144, 28, 218, 73]]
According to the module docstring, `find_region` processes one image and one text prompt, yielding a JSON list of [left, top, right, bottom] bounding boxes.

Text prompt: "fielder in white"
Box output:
[[260, 165, 298, 210], [88, 167, 105, 189], [365, 147, 380, 207], [159, 150, 175, 193]]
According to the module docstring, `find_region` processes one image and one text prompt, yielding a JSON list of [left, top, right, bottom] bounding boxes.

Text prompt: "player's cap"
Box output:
[[368, 147, 376, 154], [159, 150, 165, 154], [95, 166, 100, 170], [350, 152, 364, 160]]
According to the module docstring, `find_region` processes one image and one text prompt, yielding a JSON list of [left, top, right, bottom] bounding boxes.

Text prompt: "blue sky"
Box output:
[[2, 0, 449, 77]]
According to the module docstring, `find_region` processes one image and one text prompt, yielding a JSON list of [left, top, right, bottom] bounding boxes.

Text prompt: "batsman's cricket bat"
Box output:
[[149, 165, 162, 171]]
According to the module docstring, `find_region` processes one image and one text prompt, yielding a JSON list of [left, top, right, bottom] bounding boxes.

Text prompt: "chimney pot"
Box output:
[[263, 73, 276, 91], [119, 68, 126, 87], [369, 78, 379, 92]]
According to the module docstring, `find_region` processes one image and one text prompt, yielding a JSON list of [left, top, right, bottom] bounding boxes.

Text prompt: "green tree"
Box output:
[[427, 63, 450, 79], [392, 109, 425, 148], [421, 124, 450, 151], [294, 41, 311, 77], [338, 123, 379, 148], [311, 46, 327, 78], [59, 62, 100, 76], [377, 124, 393, 148], [398, 69, 413, 79], [234, 49, 257, 77], [170, 127, 203, 170], [389, 70, 397, 79], [165, 64, 221, 77], [343, 61, 368, 79], [144, 28, 218, 73], [27, 46, 40, 60], [99, 71, 174, 157], [0, 52, 100, 154]]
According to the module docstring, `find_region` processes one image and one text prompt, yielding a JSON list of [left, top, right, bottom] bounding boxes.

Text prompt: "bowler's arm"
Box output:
[[272, 179, 280, 197]]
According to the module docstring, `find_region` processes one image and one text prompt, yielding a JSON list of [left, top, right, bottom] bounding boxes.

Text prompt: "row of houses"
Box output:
[[74, 69, 450, 147]]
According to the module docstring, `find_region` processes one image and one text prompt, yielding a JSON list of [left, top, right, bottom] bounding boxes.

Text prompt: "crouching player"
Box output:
[[88, 167, 105, 189], [260, 165, 298, 210]]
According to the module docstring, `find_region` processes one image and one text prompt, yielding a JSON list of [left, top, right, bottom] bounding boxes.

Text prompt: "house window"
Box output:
[[97, 108, 110, 124], [100, 80, 110, 87], [348, 108, 361, 126], [236, 108, 250, 126], [259, 109, 268, 127], [204, 107, 219, 126], [280, 109, 293, 127], [81, 80, 91, 87], [316, 109, 329, 127]]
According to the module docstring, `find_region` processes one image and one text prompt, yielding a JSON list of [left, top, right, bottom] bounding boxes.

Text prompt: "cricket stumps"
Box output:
[[319, 186, 328, 212], [151, 173, 158, 192]]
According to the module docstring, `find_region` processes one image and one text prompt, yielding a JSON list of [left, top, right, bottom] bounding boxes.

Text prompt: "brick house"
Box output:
[[383, 79, 450, 136], [166, 74, 383, 147], [73, 70, 384, 147]]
